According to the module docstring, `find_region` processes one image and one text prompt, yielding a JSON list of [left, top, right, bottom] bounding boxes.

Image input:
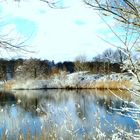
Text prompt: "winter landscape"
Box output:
[[0, 0, 140, 140]]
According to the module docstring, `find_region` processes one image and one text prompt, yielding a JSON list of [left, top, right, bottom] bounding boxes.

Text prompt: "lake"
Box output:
[[0, 89, 139, 140]]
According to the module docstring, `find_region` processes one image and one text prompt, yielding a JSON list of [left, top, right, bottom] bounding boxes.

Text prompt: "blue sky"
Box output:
[[0, 0, 116, 62]]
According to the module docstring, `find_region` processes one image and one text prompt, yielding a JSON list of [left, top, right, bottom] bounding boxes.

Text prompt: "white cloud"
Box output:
[[0, 0, 115, 62]]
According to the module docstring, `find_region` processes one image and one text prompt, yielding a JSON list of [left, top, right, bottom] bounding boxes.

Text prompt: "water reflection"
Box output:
[[0, 89, 139, 139]]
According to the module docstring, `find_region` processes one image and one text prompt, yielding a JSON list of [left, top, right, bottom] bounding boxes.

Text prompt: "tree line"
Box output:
[[0, 48, 126, 81]]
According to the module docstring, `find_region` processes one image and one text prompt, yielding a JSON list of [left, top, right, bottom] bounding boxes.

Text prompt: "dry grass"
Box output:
[[3, 80, 15, 90], [3, 80, 132, 90], [94, 80, 132, 89], [49, 68, 61, 76]]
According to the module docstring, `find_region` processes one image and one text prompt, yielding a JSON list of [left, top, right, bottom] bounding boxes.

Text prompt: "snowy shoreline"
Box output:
[[3, 71, 138, 90]]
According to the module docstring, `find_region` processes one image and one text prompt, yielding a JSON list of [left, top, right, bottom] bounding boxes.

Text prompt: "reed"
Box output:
[[3, 80, 132, 90], [93, 80, 131, 89]]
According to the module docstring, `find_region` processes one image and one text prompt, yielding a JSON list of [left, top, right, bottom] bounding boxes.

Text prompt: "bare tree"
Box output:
[[85, 0, 140, 82], [93, 54, 103, 62], [102, 48, 114, 63], [12, 0, 64, 8], [15, 58, 49, 80], [84, 0, 140, 28], [113, 49, 128, 64], [74, 55, 89, 71], [84, 2, 140, 138], [0, 59, 6, 81]]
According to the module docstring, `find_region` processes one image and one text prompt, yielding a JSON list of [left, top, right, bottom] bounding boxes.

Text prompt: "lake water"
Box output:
[[0, 89, 139, 139]]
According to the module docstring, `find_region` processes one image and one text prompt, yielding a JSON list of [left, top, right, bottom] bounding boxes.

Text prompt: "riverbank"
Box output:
[[3, 71, 138, 90]]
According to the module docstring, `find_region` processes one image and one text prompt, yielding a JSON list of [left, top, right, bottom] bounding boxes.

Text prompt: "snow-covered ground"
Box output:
[[3, 71, 138, 90]]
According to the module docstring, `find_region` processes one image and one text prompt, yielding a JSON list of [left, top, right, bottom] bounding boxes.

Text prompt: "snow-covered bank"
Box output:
[[3, 72, 137, 90]]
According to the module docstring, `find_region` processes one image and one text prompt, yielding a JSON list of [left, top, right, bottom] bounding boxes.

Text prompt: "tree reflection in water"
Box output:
[[0, 89, 139, 139]]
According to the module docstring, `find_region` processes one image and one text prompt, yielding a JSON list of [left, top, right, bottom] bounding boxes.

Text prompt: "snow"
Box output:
[[4, 71, 137, 90]]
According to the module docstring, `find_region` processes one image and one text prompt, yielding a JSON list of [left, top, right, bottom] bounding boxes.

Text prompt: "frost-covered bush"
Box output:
[[122, 59, 140, 85]]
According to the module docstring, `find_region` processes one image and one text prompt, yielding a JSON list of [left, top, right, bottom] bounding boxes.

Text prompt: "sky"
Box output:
[[0, 0, 116, 62]]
